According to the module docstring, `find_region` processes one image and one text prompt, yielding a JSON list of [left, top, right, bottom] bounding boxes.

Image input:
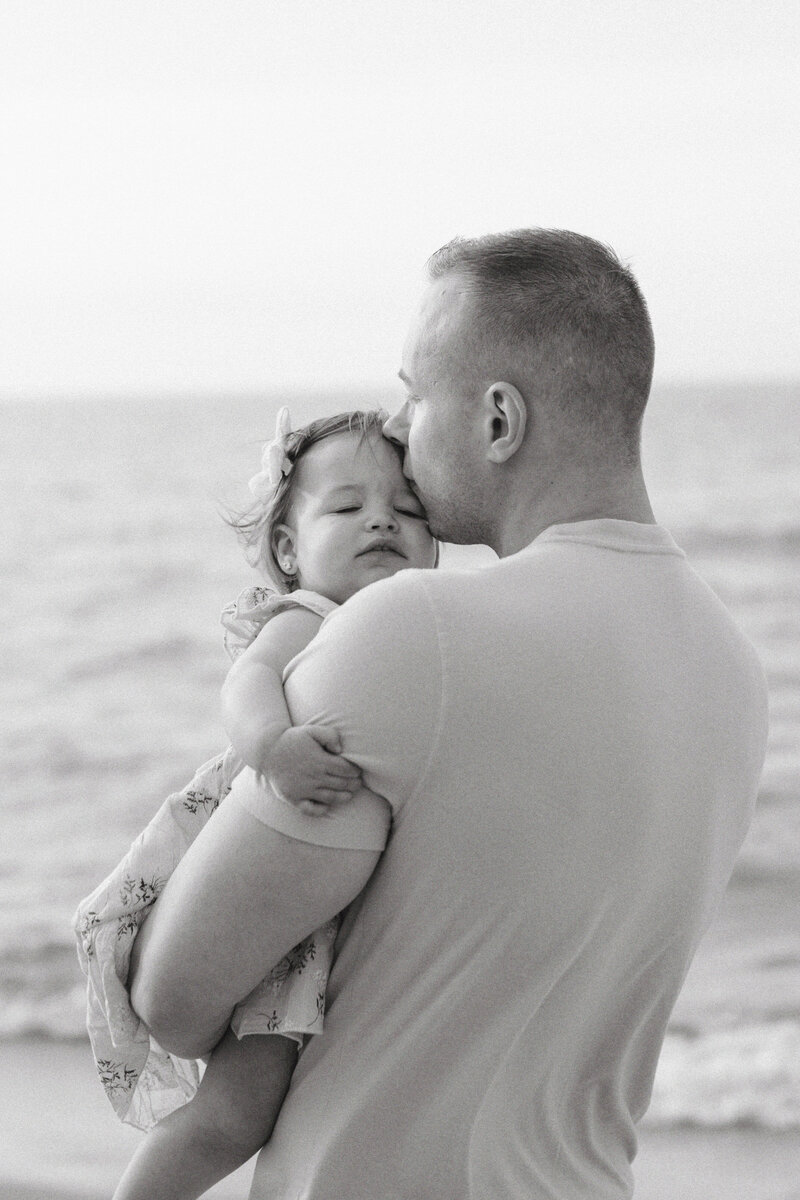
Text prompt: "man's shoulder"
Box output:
[[288, 569, 444, 760], [311, 569, 444, 683], [333, 567, 438, 627]]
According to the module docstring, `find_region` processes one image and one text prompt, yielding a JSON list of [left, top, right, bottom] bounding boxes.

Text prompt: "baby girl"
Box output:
[[74, 407, 437, 1199]]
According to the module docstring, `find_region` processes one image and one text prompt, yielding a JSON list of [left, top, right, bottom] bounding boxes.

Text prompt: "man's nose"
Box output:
[[382, 403, 409, 446]]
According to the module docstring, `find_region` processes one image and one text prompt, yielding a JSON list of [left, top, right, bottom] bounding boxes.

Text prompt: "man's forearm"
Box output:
[[128, 794, 381, 1057]]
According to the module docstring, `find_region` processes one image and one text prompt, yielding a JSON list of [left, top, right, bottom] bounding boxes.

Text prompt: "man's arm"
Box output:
[[129, 798, 382, 1058], [129, 572, 440, 1057]]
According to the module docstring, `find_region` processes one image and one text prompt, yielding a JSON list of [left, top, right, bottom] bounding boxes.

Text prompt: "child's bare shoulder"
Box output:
[[249, 604, 325, 661]]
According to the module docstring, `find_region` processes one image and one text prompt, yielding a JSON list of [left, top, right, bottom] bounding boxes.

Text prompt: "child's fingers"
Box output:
[[305, 753, 360, 784], [311, 750, 360, 780], [310, 787, 355, 805], [303, 727, 360, 775], [297, 798, 334, 817], [305, 725, 343, 755], [316, 773, 358, 792], [333, 760, 361, 780]]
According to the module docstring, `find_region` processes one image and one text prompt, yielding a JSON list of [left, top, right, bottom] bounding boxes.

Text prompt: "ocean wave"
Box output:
[[675, 524, 800, 557], [65, 633, 206, 679], [0, 980, 88, 1041], [3, 980, 800, 1132], [645, 1021, 800, 1129]]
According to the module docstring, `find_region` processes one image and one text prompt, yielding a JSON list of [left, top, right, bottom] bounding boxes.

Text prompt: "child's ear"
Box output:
[[273, 524, 298, 576]]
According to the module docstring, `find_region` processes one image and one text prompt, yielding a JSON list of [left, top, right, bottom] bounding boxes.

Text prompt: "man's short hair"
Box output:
[[427, 229, 655, 453]]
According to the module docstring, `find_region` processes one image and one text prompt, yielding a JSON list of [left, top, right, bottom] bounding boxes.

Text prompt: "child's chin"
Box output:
[[362, 560, 410, 581]]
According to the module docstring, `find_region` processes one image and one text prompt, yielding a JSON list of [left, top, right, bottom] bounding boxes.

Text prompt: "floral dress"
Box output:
[[73, 585, 338, 1131]]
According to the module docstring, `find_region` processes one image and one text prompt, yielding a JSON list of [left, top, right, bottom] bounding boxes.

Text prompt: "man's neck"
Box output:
[[493, 469, 656, 558]]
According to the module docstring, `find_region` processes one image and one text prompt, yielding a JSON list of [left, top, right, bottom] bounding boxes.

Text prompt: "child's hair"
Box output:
[[228, 409, 402, 592]]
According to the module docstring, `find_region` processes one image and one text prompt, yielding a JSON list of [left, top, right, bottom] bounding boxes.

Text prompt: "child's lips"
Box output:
[[358, 541, 406, 558]]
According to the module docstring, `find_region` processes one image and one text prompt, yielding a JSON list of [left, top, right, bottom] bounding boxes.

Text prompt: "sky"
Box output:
[[1, 0, 798, 396]]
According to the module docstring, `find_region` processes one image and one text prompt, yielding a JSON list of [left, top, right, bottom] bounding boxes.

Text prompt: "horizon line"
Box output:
[[1, 375, 798, 404]]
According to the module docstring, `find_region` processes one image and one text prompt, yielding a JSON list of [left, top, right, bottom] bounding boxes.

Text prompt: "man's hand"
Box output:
[[265, 724, 362, 816]]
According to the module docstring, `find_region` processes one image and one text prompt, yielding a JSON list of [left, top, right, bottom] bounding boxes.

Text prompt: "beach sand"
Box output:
[[2, 1039, 799, 1200]]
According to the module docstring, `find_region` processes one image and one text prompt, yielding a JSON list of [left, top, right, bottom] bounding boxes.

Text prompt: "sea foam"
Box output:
[[645, 1021, 800, 1129]]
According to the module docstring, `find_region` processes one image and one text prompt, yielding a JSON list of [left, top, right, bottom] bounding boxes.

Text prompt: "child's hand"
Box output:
[[265, 725, 362, 816]]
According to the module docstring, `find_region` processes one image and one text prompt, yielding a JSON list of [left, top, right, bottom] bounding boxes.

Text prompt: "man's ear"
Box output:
[[482, 382, 527, 464], [273, 524, 299, 576]]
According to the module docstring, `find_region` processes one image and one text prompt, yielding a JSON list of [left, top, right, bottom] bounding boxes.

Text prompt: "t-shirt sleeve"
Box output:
[[233, 570, 442, 850]]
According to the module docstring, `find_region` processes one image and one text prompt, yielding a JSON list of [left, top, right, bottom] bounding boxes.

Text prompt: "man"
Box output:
[[131, 230, 768, 1198]]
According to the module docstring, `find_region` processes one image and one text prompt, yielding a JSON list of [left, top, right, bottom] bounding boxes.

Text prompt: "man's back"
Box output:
[[247, 520, 767, 1199]]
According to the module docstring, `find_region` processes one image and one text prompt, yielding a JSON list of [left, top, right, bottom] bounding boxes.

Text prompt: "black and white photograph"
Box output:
[[1, 3, 798, 1197]]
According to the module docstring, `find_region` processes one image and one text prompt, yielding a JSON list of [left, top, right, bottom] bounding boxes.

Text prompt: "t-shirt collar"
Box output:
[[523, 518, 685, 557]]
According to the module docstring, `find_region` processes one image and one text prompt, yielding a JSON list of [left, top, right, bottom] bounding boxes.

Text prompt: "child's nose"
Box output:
[[366, 509, 398, 531]]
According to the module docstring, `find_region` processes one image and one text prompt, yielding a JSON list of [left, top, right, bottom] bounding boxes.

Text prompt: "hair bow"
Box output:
[[248, 406, 293, 499]]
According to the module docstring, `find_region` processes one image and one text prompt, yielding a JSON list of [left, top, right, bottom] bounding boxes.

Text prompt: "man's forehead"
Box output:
[[404, 272, 475, 380], [418, 272, 473, 330]]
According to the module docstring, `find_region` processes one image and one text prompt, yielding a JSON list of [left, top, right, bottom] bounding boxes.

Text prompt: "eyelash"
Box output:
[[334, 506, 423, 519]]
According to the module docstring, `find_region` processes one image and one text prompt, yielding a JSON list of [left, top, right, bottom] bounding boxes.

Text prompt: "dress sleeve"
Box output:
[[220, 585, 337, 660], [231, 571, 443, 849]]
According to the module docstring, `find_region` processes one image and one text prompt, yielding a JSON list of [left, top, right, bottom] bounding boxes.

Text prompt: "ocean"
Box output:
[[2, 384, 798, 1129]]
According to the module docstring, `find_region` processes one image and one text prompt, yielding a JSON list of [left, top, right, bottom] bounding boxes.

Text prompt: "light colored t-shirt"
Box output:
[[232, 519, 768, 1200]]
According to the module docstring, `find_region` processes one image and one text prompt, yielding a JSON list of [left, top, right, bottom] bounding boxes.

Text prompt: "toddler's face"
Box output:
[[277, 429, 437, 605]]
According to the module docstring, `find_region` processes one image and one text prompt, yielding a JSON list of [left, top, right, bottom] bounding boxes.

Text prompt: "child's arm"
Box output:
[[221, 605, 322, 767], [221, 606, 361, 812], [112, 1029, 298, 1200]]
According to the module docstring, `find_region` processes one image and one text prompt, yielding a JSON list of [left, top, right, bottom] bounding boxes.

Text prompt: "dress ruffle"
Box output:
[[221, 585, 336, 661], [73, 585, 339, 1130]]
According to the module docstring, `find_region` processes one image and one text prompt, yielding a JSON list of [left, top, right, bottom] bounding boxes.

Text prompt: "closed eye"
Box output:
[[396, 507, 425, 519], [334, 505, 361, 513]]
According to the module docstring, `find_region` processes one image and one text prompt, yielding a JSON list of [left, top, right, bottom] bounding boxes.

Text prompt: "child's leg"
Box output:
[[112, 1029, 298, 1200]]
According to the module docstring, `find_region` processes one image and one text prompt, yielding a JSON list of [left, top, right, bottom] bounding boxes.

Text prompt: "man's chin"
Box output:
[[419, 502, 451, 542], [411, 490, 475, 546], [427, 513, 482, 547]]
